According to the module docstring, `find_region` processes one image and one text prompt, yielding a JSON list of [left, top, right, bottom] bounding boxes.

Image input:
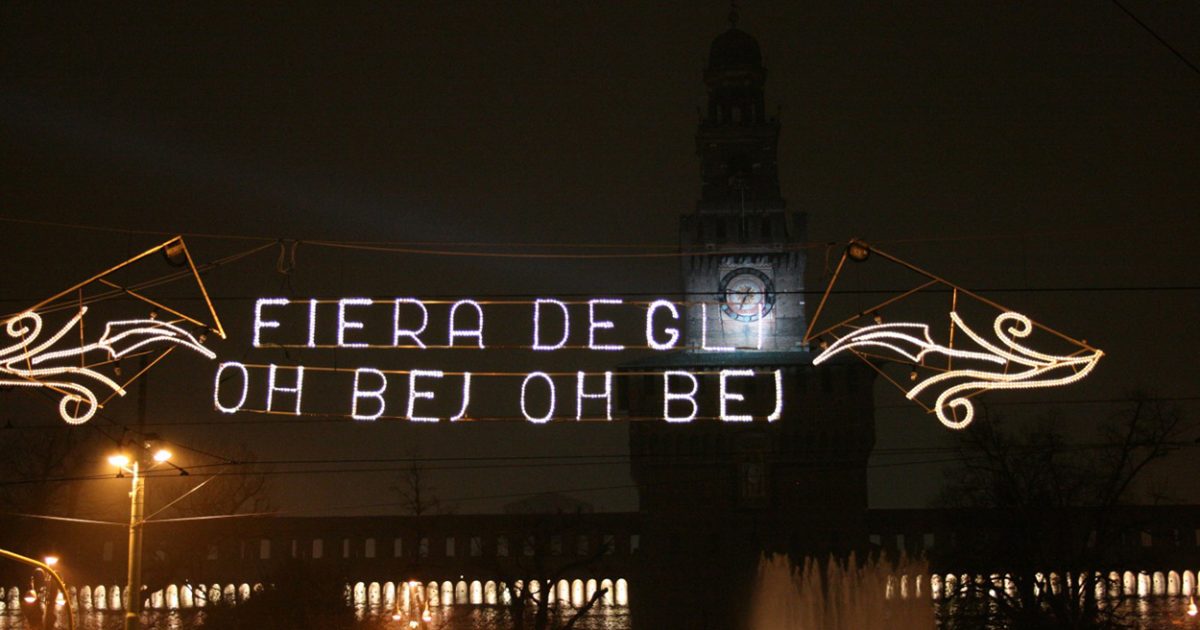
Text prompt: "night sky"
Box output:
[[2, 2, 1198, 516]]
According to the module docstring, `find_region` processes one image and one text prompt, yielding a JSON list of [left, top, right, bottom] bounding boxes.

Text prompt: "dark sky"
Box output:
[[2, 2, 1198, 515]]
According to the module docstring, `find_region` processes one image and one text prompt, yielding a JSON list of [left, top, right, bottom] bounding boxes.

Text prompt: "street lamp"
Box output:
[[110, 442, 172, 630]]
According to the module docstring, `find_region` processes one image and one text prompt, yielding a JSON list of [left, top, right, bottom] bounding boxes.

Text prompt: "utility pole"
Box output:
[[123, 456, 144, 630], [124, 356, 149, 630]]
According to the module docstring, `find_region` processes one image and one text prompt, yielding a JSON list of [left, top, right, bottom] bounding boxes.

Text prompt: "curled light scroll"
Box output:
[[0, 307, 216, 425], [814, 311, 1102, 429]]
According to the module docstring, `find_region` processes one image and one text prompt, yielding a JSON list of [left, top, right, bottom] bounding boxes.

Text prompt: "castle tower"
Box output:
[[626, 11, 877, 628], [681, 9, 806, 353]]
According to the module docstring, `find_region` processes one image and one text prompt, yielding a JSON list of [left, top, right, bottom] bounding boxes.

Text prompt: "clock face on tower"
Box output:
[[719, 267, 776, 322]]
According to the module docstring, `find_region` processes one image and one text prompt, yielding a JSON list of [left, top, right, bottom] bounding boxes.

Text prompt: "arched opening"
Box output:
[[110, 585, 123, 610], [1137, 572, 1150, 598], [930, 574, 942, 600], [166, 584, 179, 609], [1152, 571, 1165, 596], [900, 574, 911, 599], [353, 582, 366, 607], [586, 578, 598, 603], [485, 580, 497, 605], [223, 584, 236, 605], [615, 578, 628, 606], [470, 580, 482, 605], [500, 581, 512, 605], [239, 583, 252, 602], [441, 581, 453, 606], [180, 584, 193, 609], [426, 582, 438, 607], [600, 579, 614, 605], [400, 582, 412, 611], [383, 582, 395, 608], [1169, 571, 1180, 597], [368, 582, 381, 608], [209, 585, 222, 606], [1049, 572, 1061, 596], [79, 585, 92, 612], [572, 579, 585, 607], [94, 585, 107, 610], [556, 579, 570, 606], [455, 580, 468, 605], [1123, 571, 1136, 596], [1184, 570, 1196, 597], [944, 574, 958, 598]]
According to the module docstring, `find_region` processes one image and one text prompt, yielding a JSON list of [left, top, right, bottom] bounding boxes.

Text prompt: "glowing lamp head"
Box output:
[[23, 590, 37, 604], [43, 556, 58, 567], [107, 454, 130, 468], [1188, 597, 1198, 616], [391, 612, 402, 621], [152, 449, 172, 463], [847, 240, 871, 262]]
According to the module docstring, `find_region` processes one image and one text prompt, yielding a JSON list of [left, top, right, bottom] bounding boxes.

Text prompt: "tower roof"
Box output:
[[707, 26, 763, 70]]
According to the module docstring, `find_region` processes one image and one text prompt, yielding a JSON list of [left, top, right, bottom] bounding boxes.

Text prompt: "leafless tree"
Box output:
[[938, 392, 1190, 629], [493, 511, 611, 630], [390, 453, 451, 516]]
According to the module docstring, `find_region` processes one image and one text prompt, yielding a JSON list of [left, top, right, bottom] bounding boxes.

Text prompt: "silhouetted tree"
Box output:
[[493, 511, 611, 630], [937, 392, 1189, 629]]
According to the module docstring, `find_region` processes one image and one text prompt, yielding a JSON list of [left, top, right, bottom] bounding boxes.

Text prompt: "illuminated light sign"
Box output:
[[699, 303, 734, 352], [1, 307, 216, 424], [645, 299, 680, 350], [337, 298, 373, 348], [719, 369, 755, 422], [266, 364, 305, 415], [587, 298, 625, 351], [663, 370, 699, 423], [221, 296, 788, 423], [576, 371, 613, 420], [214, 361, 250, 414], [352, 367, 388, 421], [520, 371, 556, 423], [393, 298, 429, 349], [448, 300, 484, 348], [813, 311, 1103, 429], [532, 299, 569, 351]]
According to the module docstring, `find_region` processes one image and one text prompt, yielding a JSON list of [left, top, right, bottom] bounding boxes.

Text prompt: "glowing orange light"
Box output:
[[1188, 596, 1198, 616]]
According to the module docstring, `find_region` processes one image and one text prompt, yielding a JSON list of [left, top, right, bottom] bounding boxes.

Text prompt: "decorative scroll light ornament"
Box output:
[[804, 239, 1103, 430], [813, 311, 1102, 429], [0, 307, 216, 424]]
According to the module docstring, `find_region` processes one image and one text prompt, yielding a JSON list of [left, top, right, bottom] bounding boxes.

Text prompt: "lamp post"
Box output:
[[109, 445, 172, 630]]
